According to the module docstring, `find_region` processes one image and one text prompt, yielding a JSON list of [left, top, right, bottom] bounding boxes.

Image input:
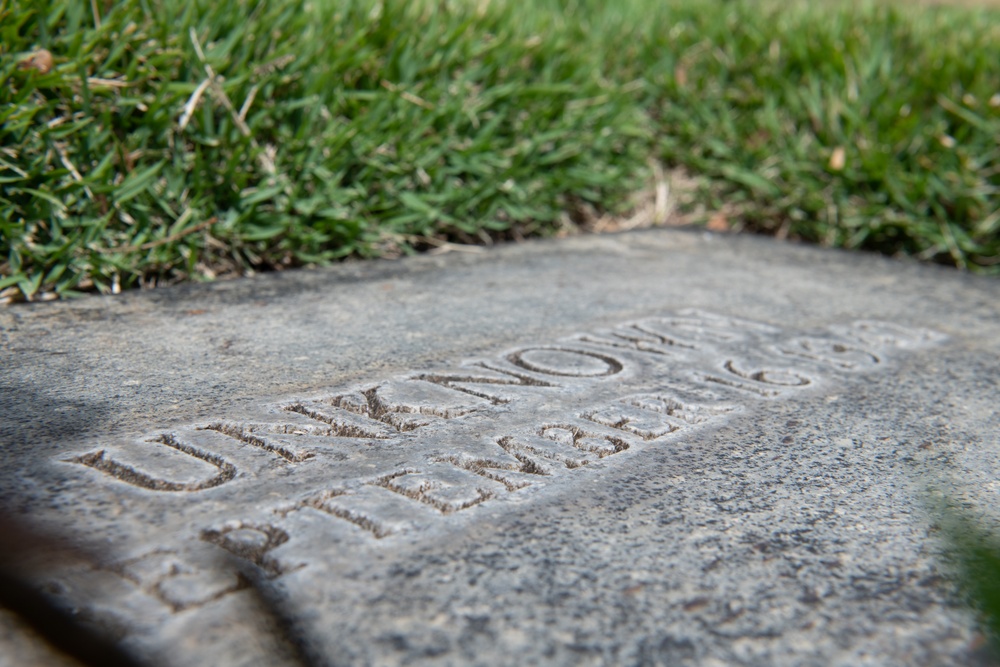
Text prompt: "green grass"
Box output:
[[1, 0, 999, 301], [932, 503, 1000, 661]]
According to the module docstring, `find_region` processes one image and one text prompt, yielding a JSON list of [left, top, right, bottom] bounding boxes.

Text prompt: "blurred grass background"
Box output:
[[1, 0, 999, 303]]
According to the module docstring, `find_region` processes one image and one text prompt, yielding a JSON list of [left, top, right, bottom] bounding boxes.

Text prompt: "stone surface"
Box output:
[[1, 229, 999, 667]]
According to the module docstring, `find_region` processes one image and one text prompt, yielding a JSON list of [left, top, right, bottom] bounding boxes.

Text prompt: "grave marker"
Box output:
[[1, 229, 997, 666]]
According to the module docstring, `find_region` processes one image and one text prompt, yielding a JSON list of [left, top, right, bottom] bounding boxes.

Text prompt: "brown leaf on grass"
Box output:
[[706, 212, 730, 232], [829, 146, 846, 171], [18, 50, 54, 75]]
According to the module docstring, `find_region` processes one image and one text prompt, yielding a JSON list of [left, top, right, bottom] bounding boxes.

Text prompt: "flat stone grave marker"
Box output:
[[1, 229, 998, 666]]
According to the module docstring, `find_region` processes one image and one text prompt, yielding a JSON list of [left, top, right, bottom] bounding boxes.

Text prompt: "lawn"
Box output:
[[1, 0, 999, 304]]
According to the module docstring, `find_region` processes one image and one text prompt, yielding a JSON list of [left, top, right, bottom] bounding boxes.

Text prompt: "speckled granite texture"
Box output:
[[1, 229, 998, 667]]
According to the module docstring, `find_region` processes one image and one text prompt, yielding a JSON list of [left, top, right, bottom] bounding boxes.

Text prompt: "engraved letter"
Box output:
[[507, 347, 624, 377], [373, 464, 499, 513], [67, 433, 237, 491], [583, 394, 736, 440], [415, 363, 557, 405], [202, 522, 289, 576]]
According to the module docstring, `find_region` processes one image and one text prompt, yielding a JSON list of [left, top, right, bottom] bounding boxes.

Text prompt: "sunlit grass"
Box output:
[[2, 0, 999, 301]]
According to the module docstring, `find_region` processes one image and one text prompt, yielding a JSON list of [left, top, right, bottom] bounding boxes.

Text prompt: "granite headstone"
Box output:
[[1, 229, 998, 666]]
